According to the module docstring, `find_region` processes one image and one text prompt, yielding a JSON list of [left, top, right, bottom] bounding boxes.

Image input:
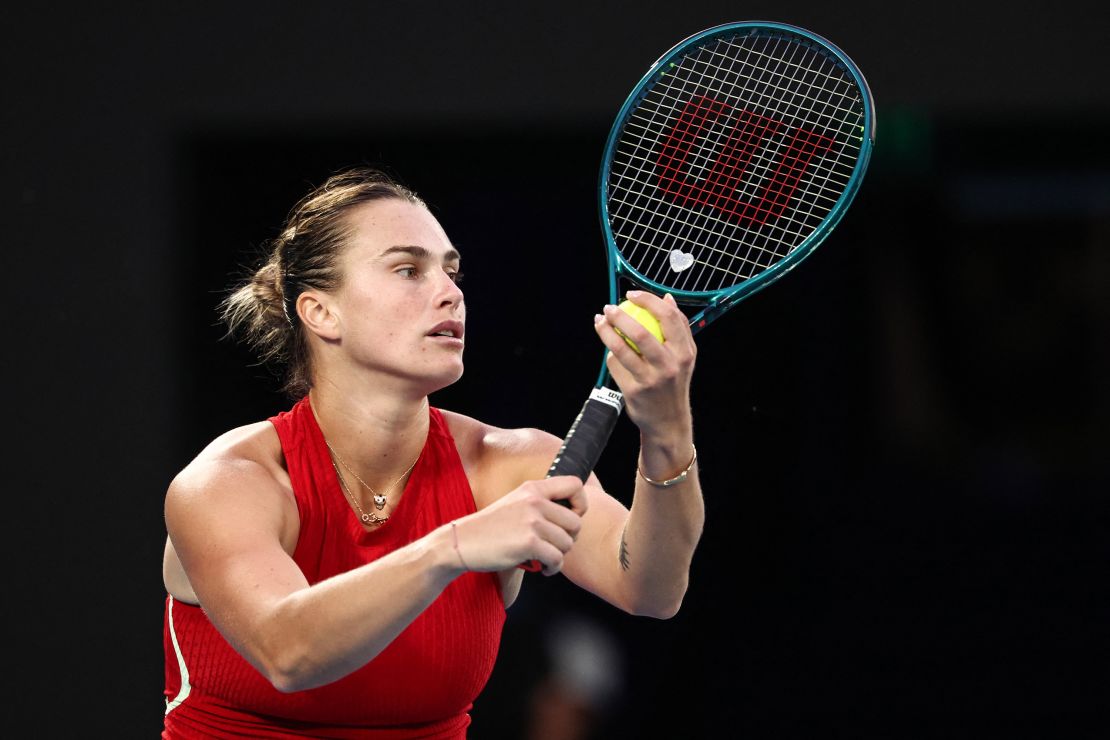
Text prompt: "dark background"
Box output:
[[5, 2, 1110, 737]]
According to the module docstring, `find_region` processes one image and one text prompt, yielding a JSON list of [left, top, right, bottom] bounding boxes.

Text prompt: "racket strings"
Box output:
[[708, 35, 850, 289], [621, 109, 856, 199], [634, 50, 855, 289], [610, 136, 850, 238], [671, 36, 831, 290], [607, 29, 866, 294], [713, 42, 863, 121], [622, 104, 855, 188], [624, 36, 856, 288], [653, 36, 858, 226]]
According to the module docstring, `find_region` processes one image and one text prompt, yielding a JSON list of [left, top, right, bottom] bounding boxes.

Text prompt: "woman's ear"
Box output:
[[297, 290, 342, 341]]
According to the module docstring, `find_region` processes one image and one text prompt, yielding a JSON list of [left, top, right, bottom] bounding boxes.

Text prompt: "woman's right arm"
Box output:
[[165, 453, 586, 692]]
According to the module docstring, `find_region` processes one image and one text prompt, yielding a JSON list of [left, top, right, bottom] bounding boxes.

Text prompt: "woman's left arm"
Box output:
[[561, 290, 705, 618]]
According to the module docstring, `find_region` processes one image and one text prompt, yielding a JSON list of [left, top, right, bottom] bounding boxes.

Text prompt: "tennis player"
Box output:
[[161, 167, 705, 738]]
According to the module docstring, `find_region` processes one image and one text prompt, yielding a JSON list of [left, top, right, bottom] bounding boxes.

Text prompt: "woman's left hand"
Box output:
[[594, 291, 697, 442]]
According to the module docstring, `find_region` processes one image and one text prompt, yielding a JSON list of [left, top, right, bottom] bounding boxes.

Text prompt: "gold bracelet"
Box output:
[[637, 444, 697, 488]]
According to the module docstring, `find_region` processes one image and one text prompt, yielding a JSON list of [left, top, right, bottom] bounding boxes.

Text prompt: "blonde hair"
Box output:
[[219, 167, 424, 397]]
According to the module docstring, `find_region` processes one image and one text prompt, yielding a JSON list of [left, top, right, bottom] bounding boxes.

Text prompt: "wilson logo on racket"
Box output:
[[656, 95, 834, 226]]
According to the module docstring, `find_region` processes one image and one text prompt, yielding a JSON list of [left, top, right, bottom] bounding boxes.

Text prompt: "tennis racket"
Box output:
[[523, 21, 874, 571]]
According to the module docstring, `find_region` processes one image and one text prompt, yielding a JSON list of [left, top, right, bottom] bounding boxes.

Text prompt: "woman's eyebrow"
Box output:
[[378, 245, 461, 262]]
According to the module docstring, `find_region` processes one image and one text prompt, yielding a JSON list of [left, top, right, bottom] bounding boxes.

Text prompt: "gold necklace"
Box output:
[[331, 460, 390, 526], [325, 440, 420, 511]]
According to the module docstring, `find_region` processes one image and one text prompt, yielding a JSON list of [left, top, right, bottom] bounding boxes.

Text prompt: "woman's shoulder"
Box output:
[[437, 408, 561, 463], [436, 409, 564, 503], [164, 419, 299, 594], [168, 420, 288, 502]]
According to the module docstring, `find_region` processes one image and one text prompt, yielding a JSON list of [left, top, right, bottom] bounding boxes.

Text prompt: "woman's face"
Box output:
[[326, 198, 466, 392]]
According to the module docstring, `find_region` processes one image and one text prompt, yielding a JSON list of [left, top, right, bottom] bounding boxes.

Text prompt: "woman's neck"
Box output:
[[307, 379, 430, 482]]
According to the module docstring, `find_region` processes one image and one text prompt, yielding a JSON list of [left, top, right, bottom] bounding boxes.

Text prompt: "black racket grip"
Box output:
[[520, 388, 624, 572], [546, 387, 625, 483]]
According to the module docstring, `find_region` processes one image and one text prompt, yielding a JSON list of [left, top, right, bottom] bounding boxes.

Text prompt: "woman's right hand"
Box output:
[[451, 475, 587, 576]]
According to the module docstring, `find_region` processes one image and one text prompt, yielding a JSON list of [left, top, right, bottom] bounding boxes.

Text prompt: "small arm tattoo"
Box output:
[[618, 525, 631, 571]]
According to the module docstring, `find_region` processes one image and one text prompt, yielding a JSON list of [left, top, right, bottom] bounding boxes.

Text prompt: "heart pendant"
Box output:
[[373, 494, 387, 510], [669, 249, 695, 273]]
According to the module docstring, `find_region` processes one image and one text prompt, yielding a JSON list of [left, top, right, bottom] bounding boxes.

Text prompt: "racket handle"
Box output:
[[520, 387, 625, 572], [546, 387, 624, 481]]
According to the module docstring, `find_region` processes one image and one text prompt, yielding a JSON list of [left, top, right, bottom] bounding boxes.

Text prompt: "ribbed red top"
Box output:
[[163, 398, 506, 738]]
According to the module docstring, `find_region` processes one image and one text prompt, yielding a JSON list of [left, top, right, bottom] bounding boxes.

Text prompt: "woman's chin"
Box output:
[[420, 361, 465, 393]]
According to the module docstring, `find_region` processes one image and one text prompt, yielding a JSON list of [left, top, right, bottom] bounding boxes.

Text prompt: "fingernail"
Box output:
[[664, 293, 676, 304], [627, 290, 642, 298], [594, 313, 605, 324]]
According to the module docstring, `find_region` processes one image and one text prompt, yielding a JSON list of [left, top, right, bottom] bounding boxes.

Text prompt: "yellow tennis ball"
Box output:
[[615, 299, 665, 354]]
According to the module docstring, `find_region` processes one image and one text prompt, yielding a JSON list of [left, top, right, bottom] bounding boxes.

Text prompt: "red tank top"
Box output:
[[163, 398, 506, 738]]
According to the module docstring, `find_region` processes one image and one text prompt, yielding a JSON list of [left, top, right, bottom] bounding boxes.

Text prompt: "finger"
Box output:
[[537, 475, 587, 502], [621, 292, 697, 379], [625, 290, 693, 346], [604, 302, 661, 351], [622, 289, 668, 315], [531, 540, 566, 577], [596, 307, 650, 369], [534, 518, 577, 554], [604, 350, 637, 398], [554, 481, 590, 522], [541, 497, 585, 538], [605, 299, 685, 372], [533, 475, 588, 519]]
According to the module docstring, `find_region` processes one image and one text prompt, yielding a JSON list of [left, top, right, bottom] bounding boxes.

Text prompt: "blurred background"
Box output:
[[5, 1, 1109, 737]]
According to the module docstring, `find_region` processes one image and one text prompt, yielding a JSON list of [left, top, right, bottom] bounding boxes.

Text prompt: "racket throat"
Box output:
[[688, 296, 735, 335]]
